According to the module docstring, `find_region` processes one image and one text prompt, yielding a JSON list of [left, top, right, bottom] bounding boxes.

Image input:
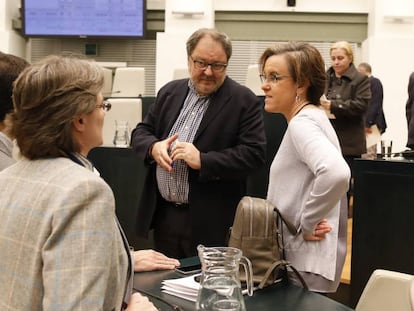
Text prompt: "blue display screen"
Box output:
[[22, 0, 145, 38]]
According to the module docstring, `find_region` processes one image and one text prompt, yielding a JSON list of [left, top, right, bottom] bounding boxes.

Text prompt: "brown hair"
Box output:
[[186, 28, 232, 61], [0, 52, 29, 122], [12, 55, 104, 159], [259, 41, 326, 105]]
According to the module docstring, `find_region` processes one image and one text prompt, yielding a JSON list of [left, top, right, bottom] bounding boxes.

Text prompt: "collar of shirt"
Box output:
[[188, 79, 211, 100], [0, 131, 13, 157], [70, 152, 100, 176]]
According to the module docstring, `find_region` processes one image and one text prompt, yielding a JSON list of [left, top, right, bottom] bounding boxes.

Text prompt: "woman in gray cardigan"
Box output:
[[260, 42, 350, 293]]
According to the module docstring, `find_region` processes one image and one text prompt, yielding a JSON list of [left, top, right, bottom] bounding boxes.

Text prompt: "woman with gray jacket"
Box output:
[[321, 41, 371, 214]]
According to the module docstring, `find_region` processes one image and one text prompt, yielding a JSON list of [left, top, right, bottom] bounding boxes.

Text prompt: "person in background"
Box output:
[[131, 28, 266, 258], [320, 41, 370, 215], [405, 72, 414, 150], [261, 42, 350, 293], [0, 55, 178, 311], [0, 52, 29, 171], [357, 62, 387, 159]]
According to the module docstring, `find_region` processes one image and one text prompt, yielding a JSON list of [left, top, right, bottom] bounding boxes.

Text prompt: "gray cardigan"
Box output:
[[267, 107, 350, 292]]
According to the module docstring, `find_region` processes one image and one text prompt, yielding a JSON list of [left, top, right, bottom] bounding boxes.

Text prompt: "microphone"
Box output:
[[397, 150, 414, 159]]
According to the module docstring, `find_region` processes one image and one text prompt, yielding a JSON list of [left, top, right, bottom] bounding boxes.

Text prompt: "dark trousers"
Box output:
[[152, 200, 194, 259], [344, 155, 359, 217]]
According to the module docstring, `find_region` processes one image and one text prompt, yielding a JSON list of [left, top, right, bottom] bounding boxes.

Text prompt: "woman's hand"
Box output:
[[133, 249, 180, 272], [303, 219, 332, 241], [320, 98, 331, 112], [126, 292, 157, 311]]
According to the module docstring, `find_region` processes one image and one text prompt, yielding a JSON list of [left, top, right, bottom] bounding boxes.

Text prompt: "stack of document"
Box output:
[[161, 273, 201, 302], [366, 124, 381, 148]]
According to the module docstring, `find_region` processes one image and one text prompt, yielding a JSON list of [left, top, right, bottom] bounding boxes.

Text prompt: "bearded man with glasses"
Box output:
[[131, 28, 266, 258]]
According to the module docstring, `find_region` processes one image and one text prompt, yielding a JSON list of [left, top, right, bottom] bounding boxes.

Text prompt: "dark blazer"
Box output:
[[366, 75, 387, 133], [325, 64, 371, 156], [131, 77, 266, 249], [406, 72, 414, 148]]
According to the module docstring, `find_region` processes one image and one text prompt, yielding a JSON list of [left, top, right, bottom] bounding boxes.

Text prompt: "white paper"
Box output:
[[161, 273, 201, 302], [366, 124, 381, 148], [161, 287, 198, 302], [161, 273, 258, 302], [320, 94, 336, 119]]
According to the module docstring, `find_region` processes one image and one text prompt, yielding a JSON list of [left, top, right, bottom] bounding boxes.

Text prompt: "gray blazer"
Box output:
[[325, 64, 371, 156], [0, 132, 15, 171], [0, 157, 131, 311]]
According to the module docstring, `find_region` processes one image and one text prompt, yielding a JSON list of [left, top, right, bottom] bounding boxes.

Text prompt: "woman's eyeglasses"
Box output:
[[259, 74, 290, 85], [96, 100, 112, 112]]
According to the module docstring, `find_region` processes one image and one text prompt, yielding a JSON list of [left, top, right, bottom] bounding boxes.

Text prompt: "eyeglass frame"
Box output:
[[189, 56, 228, 72], [96, 100, 112, 112], [259, 73, 290, 85]]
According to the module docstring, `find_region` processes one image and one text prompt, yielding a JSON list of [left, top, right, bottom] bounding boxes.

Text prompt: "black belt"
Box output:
[[164, 201, 190, 208]]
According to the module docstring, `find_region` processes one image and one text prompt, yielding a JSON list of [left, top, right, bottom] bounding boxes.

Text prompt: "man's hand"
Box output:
[[151, 134, 179, 172], [171, 141, 201, 170], [133, 249, 180, 272]]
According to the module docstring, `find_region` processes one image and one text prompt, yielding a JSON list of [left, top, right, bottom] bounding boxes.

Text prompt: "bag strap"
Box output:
[[258, 260, 308, 290], [273, 206, 297, 235]]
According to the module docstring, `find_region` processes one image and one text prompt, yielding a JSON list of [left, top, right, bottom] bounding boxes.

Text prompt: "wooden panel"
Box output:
[[341, 218, 352, 285]]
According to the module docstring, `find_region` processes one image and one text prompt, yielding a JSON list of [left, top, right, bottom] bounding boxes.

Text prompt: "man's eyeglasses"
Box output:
[[259, 74, 290, 85], [190, 56, 227, 73], [96, 100, 112, 112]]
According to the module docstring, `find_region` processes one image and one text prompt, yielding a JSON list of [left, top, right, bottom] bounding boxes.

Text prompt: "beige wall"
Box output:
[[361, 0, 414, 151], [4, 0, 414, 151], [0, 0, 26, 57], [149, 0, 369, 13]]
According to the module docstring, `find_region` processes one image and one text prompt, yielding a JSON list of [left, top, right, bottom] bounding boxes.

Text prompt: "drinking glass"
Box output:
[[380, 140, 392, 159], [113, 120, 130, 147]]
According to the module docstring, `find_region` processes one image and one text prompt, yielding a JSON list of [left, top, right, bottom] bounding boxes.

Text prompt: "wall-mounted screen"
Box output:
[[22, 0, 145, 38]]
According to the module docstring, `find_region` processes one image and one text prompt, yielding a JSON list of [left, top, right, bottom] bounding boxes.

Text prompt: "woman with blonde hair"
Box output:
[[320, 41, 370, 214]]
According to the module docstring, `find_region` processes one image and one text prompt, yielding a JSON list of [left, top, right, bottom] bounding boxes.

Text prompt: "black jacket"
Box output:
[[365, 75, 387, 133], [405, 72, 414, 148], [131, 77, 266, 249], [325, 64, 371, 156]]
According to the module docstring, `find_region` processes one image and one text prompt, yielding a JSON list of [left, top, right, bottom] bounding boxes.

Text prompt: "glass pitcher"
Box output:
[[196, 245, 253, 311], [113, 120, 130, 147]]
